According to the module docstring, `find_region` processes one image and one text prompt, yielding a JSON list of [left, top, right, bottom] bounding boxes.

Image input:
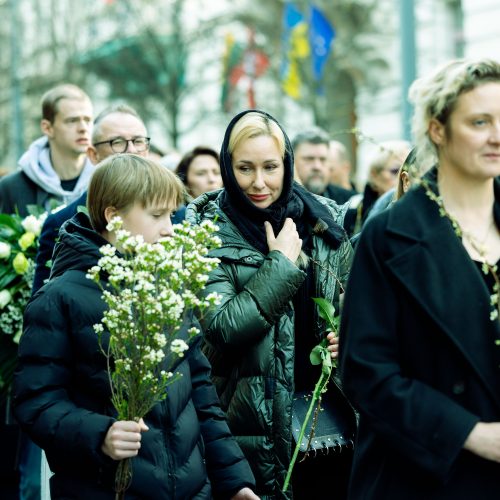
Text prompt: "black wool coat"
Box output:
[[13, 212, 255, 500], [339, 176, 500, 499]]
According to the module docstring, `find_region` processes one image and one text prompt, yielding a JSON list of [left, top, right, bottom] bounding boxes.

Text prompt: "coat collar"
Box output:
[[383, 174, 500, 411]]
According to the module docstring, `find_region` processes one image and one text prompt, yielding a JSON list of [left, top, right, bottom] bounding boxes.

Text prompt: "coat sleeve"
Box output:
[[337, 238, 354, 294], [202, 250, 306, 348], [13, 288, 115, 471], [188, 338, 256, 499], [339, 216, 479, 482]]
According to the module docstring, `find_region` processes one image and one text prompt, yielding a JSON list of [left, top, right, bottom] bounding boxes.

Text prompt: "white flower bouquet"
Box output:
[[87, 217, 221, 498], [0, 209, 47, 399]]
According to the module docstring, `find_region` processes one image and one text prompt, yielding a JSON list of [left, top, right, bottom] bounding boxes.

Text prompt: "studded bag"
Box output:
[[291, 380, 356, 453]]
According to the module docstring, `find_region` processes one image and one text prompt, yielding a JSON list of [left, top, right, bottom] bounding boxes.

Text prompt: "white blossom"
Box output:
[[21, 214, 46, 237], [171, 339, 189, 357], [0, 290, 12, 309], [0, 242, 11, 259]]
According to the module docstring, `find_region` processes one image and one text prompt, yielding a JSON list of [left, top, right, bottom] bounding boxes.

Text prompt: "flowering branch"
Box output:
[[86, 218, 221, 498]]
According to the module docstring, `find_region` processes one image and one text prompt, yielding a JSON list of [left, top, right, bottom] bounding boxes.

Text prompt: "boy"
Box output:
[[13, 154, 258, 499]]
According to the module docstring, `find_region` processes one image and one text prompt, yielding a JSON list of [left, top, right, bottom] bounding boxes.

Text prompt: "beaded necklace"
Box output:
[[421, 177, 500, 322]]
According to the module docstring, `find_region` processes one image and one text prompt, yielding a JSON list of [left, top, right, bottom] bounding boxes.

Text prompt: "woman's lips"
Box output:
[[248, 194, 269, 201]]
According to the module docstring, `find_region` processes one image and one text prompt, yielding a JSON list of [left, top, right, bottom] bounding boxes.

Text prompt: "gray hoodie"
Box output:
[[18, 136, 95, 208]]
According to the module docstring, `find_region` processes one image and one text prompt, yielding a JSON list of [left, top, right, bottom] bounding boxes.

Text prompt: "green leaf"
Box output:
[[310, 345, 323, 365], [0, 271, 19, 289], [0, 213, 22, 231], [312, 297, 336, 330]]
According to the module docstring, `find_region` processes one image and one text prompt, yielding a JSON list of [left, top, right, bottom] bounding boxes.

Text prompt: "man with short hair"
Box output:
[[0, 84, 94, 215], [292, 128, 356, 205]]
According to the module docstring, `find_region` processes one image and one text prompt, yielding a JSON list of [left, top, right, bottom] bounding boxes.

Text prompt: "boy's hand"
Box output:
[[101, 418, 149, 460]]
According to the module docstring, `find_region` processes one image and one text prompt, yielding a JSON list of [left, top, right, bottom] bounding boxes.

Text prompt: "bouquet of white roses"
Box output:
[[86, 217, 221, 498], [0, 209, 47, 398]]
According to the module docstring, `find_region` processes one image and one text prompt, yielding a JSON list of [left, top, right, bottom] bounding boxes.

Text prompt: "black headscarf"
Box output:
[[219, 109, 346, 255]]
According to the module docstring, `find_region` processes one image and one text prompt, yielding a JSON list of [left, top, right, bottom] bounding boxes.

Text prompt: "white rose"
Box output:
[[0, 289, 12, 309], [0, 242, 11, 259], [21, 214, 45, 237]]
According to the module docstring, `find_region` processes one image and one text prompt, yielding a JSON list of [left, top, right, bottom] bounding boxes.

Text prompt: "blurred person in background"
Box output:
[[293, 128, 356, 205], [344, 140, 411, 235], [175, 146, 223, 202], [0, 84, 94, 216], [363, 147, 418, 224], [329, 139, 358, 192]]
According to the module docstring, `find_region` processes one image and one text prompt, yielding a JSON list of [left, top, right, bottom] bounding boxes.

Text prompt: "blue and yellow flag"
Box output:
[[309, 6, 335, 81], [281, 2, 310, 99]]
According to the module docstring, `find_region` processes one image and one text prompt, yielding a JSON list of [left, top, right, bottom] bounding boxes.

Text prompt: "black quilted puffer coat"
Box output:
[[13, 212, 255, 499]]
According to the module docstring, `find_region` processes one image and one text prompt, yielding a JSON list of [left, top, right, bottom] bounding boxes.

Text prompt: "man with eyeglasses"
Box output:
[[292, 128, 356, 205], [0, 84, 94, 216]]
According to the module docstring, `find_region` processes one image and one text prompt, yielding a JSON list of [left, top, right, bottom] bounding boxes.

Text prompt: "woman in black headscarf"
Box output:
[[186, 110, 354, 499]]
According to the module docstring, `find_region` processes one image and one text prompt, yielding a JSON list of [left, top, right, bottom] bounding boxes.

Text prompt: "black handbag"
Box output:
[[291, 380, 356, 453]]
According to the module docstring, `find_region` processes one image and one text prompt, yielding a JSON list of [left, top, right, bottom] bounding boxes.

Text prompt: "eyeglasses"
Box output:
[[93, 136, 151, 154]]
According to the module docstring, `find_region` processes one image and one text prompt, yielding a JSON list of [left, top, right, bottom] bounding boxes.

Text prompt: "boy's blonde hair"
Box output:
[[88, 154, 185, 233]]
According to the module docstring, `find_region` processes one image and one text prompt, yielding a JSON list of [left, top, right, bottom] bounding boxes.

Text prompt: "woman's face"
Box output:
[[232, 135, 285, 209], [430, 81, 500, 180], [370, 154, 407, 195], [186, 154, 222, 199]]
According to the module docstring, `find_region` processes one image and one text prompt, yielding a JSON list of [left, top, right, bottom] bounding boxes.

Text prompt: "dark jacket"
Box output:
[[323, 184, 357, 205], [0, 171, 57, 217], [187, 190, 353, 499], [14, 212, 254, 499], [32, 193, 187, 293], [339, 176, 500, 499], [0, 136, 94, 216]]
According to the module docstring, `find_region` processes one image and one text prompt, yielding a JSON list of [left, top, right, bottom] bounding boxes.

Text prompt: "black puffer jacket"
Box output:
[[13, 212, 255, 499]]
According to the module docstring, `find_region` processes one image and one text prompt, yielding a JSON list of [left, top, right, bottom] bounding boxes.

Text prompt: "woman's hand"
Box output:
[[326, 331, 339, 360], [231, 487, 260, 499], [101, 418, 149, 460], [463, 422, 500, 462], [265, 218, 302, 263]]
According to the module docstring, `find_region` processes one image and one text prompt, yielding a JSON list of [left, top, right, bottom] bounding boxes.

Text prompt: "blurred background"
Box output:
[[0, 0, 499, 186]]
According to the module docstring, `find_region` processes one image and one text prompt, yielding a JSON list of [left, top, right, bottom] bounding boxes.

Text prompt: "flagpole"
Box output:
[[399, 0, 417, 142]]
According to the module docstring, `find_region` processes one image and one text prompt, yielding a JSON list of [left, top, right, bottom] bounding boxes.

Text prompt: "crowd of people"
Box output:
[[1, 55, 500, 499]]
